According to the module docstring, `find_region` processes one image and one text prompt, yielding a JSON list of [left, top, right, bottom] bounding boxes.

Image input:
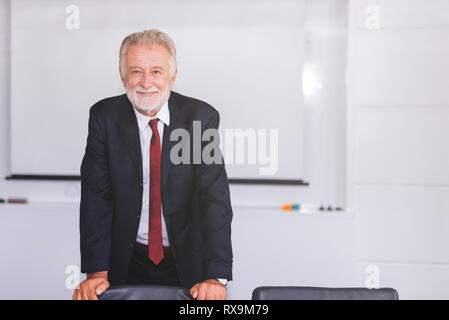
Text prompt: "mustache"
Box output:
[[135, 86, 159, 94]]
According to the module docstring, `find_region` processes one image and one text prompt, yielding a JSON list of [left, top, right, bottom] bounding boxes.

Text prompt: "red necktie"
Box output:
[[148, 119, 164, 265]]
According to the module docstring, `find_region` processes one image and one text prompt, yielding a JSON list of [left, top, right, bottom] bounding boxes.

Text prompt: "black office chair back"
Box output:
[[99, 285, 194, 300], [252, 286, 399, 300]]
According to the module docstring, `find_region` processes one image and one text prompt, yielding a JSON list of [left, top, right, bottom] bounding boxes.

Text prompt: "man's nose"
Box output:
[[140, 72, 154, 89]]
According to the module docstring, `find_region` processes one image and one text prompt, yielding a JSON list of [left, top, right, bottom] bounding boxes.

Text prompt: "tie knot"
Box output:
[[149, 119, 158, 131]]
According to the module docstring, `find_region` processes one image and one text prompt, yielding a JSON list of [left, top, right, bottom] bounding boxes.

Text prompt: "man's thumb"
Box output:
[[96, 280, 110, 295], [190, 287, 198, 298]]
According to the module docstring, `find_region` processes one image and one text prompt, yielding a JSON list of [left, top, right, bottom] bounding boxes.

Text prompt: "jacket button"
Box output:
[[136, 215, 140, 220], [128, 243, 134, 250], [139, 182, 143, 188]]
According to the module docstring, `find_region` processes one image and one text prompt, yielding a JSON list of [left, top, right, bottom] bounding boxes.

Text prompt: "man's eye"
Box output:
[[153, 70, 161, 75], [132, 70, 142, 74]]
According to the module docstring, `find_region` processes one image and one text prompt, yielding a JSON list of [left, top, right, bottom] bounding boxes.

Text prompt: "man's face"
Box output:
[[122, 43, 177, 115]]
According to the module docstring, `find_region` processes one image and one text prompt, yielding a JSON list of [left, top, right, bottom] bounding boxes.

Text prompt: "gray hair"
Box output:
[[119, 29, 177, 80]]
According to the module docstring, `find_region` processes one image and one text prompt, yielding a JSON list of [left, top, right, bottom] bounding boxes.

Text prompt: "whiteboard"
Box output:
[[11, 0, 304, 180]]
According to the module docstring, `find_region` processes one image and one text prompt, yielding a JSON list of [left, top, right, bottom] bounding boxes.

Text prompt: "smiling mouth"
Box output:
[[137, 91, 158, 96]]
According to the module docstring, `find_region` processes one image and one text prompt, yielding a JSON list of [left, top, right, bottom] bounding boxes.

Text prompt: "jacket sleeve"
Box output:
[[194, 109, 233, 281], [79, 106, 113, 274]]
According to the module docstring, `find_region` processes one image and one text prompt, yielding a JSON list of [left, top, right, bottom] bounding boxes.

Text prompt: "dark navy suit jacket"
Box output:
[[79, 91, 233, 288]]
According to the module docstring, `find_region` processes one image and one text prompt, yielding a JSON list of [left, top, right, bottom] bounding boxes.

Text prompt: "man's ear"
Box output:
[[119, 67, 127, 88], [169, 67, 178, 87], [121, 76, 127, 89]]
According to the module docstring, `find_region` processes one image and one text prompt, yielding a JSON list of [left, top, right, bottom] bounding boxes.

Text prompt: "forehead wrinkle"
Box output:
[[125, 44, 171, 70]]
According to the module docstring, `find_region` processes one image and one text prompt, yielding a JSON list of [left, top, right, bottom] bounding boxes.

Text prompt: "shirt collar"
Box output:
[[133, 99, 170, 132]]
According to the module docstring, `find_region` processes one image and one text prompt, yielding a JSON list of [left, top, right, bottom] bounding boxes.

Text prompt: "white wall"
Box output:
[[0, 0, 9, 180], [4, 0, 448, 300], [347, 0, 449, 299], [0, 0, 449, 299]]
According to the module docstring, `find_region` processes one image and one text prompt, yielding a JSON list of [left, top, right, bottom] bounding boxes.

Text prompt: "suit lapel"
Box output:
[[161, 92, 181, 193], [117, 96, 143, 183]]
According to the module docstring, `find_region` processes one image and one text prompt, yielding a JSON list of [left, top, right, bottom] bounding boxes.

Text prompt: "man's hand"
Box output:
[[190, 279, 227, 300], [72, 271, 110, 300]]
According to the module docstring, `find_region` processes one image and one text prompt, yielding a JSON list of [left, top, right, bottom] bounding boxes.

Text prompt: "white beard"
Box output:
[[126, 85, 170, 113]]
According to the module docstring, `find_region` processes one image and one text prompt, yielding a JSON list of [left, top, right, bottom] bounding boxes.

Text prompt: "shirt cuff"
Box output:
[[217, 278, 228, 286]]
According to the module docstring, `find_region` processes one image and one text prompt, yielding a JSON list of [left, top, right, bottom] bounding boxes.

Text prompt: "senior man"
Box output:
[[73, 29, 233, 300]]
